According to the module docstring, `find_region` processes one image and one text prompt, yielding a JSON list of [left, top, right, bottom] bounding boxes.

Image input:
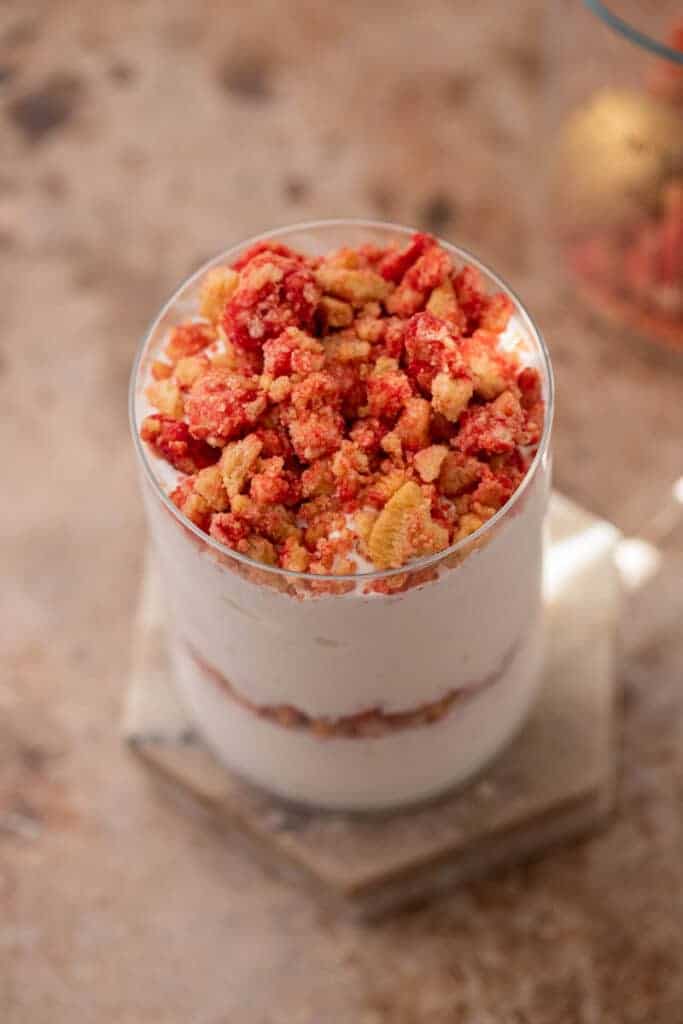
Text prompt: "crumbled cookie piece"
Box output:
[[165, 323, 215, 363], [186, 370, 267, 446], [367, 368, 412, 420], [174, 355, 210, 390], [426, 277, 466, 331], [219, 434, 263, 498], [199, 266, 239, 323], [315, 265, 391, 305], [414, 444, 449, 483], [209, 511, 250, 547], [480, 292, 514, 333], [367, 482, 422, 568], [365, 467, 407, 508], [141, 414, 218, 474], [242, 536, 277, 566], [224, 253, 320, 352], [395, 397, 431, 450], [403, 311, 464, 392], [455, 512, 485, 541], [368, 481, 448, 569], [151, 360, 173, 381], [279, 536, 310, 572], [263, 327, 325, 377], [354, 315, 386, 343], [324, 335, 371, 363], [250, 457, 301, 507], [288, 407, 345, 462], [301, 457, 335, 498], [378, 232, 433, 283], [331, 440, 370, 501], [318, 295, 354, 329], [431, 372, 473, 422], [194, 465, 230, 511], [386, 244, 452, 318], [170, 477, 212, 530], [456, 390, 525, 455], [146, 378, 185, 419], [438, 451, 482, 497]]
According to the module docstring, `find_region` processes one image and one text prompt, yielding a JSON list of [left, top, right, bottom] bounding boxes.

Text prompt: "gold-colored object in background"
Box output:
[[554, 88, 682, 232], [548, 6, 683, 350]]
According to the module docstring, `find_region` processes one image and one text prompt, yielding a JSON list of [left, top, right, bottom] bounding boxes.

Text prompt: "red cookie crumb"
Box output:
[[386, 245, 452, 318], [223, 254, 321, 352], [453, 266, 486, 329], [367, 369, 412, 420], [262, 327, 325, 377], [141, 414, 218, 473], [231, 240, 306, 271], [378, 232, 435, 283], [185, 370, 267, 446], [404, 310, 465, 392], [288, 407, 345, 463], [455, 391, 525, 456]]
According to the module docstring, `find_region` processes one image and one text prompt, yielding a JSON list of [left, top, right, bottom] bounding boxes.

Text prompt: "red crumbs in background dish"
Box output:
[[140, 233, 545, 574], [567, 18, 683, 350]]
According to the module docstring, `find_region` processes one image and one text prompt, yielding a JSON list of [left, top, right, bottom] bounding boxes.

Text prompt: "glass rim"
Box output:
[[129, 218, 555, 584], [583, 0, 683, 65]]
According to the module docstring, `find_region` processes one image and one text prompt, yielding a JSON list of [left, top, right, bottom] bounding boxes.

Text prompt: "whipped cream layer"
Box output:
[[144, 463, 547, 720], [169, 611, 544, 811]]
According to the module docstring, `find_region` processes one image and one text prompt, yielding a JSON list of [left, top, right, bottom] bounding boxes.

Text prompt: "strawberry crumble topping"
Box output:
[[140, 233, 544, 574]]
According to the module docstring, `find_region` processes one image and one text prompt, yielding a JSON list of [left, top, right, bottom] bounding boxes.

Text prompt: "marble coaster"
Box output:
[[124, 494, 621, 919]]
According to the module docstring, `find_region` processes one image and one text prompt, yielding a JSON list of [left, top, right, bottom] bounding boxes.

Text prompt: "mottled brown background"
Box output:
[[2, 1, 683, 1022]]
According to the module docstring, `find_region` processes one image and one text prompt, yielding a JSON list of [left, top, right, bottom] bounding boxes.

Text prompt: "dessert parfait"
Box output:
[[131, 221, 553, 811]]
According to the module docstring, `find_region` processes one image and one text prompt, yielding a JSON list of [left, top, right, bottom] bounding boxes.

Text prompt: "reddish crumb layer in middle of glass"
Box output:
[[140, 232, 545, 579], [187, 630, 523, 738]]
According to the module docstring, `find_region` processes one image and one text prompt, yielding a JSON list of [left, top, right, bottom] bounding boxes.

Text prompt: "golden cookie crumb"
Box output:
[[316, 265, 391, 305], [455, 513, 484, 541], [146, 379, 185, 419], [426, 278, 458, 320], [194, 465, 230, 511], [200, 267, 239, 323], [368, 481, 424, 569], [151, 360, 173, 381], [318, 295, 354, 328], [431, 373, 473, 422], [174, 356, 210, 390], [396, 397, 431, 450], [414, 444, 449, 483], [219, 434, 263, 498]]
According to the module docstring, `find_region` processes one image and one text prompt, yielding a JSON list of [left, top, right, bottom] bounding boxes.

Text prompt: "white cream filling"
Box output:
[[145, 465, 548, 719]]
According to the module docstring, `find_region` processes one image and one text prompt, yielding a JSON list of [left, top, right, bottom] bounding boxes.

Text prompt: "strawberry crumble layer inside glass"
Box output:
[[131, 221, 553, 811]]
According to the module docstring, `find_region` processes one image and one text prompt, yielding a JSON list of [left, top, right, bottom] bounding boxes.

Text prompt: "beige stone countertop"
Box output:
[[3, 2, 683, 1021]]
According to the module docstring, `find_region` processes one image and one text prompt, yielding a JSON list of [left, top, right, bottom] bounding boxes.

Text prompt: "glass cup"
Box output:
[[548, 1, 683, 351], [130, 220, 554, 812]]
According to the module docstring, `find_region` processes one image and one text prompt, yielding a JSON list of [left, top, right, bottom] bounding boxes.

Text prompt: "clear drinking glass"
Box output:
[[129, 220, 554, 812], [548, 1, 683, 350]]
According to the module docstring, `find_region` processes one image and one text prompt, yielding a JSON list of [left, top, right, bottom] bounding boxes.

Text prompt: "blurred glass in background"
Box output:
[[548, 1, 683, 352]]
